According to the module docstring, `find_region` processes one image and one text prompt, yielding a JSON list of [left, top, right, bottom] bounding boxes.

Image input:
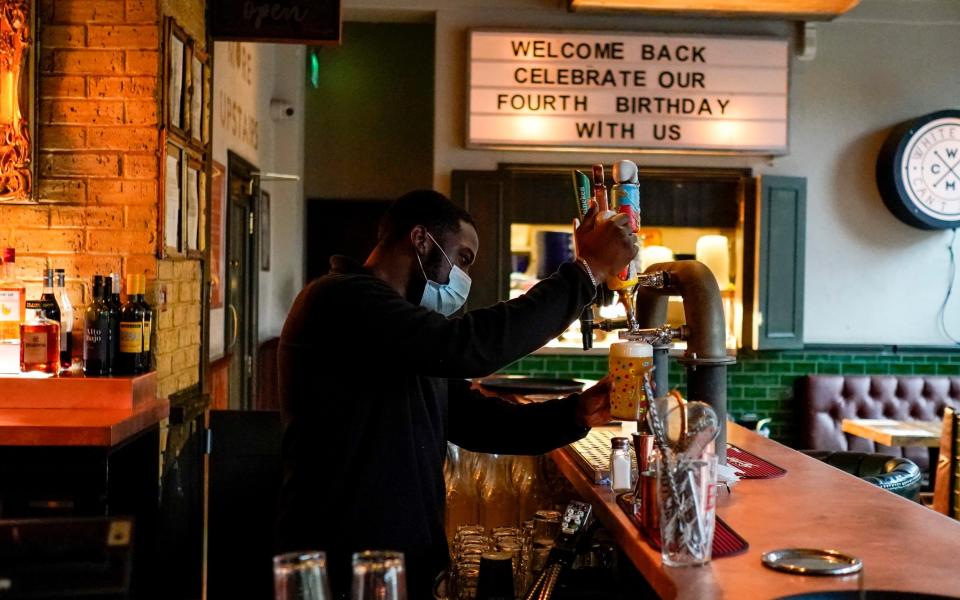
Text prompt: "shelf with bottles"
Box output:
[[0, 248, 155, 379], [83, 273, 154, 378]]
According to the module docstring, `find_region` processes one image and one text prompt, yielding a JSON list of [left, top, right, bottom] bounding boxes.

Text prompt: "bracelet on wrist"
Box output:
[[575, 257, 599, 288]]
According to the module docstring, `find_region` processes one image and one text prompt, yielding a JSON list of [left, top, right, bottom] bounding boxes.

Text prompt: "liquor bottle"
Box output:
[[40, 269, 61, 326], [106, 273, 122, 374], [0, 247, 26, 344], [20, 300, 60, 375], [83, 275, 111, 376], [137, 274, 153, 373], [54, 269, 74, 369], [115, 274, 146, 375]]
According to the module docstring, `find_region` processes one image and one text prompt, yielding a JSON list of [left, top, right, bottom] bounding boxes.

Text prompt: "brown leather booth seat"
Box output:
[[802, 375, 960, 471]]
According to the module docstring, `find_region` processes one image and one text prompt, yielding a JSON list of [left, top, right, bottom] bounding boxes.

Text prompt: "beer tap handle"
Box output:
[[580, 305, 594, 350]]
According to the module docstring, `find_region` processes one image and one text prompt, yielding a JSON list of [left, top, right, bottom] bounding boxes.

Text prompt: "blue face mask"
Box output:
[[416, 231, 472, 316]]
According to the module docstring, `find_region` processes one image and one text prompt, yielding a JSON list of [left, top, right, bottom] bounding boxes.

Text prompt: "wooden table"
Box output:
[[551, 423, 960, 599], [841, 418, 942, 448]]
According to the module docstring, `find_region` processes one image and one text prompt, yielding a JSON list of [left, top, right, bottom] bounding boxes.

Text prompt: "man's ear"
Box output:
[[410, 225, 430, 255]]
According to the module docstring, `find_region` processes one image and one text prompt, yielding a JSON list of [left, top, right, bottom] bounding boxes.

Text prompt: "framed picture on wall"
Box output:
[[162, 140, 183, 257], [202, 60, 211, 145], [260, 191, 271, 271], [0, 0, 36, 202], [165, 19, 188, 137], [185, 157, 202, 255], [197, 167, 207, 252], [189, 50, 208, 146]]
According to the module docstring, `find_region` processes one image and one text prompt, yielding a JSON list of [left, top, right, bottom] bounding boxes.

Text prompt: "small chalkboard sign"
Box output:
[[210, 0, 341, 45]]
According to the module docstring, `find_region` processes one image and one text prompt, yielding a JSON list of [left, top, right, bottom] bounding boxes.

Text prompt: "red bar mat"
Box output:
[[726, 444, 787, 479], [616, 493, 749, 559]]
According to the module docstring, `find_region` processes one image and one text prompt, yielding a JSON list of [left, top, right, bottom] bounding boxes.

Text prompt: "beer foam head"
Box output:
[[609, 341, 653, 358]]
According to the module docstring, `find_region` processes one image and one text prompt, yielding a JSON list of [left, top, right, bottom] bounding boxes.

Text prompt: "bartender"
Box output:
[[277, 189, 636, 597]]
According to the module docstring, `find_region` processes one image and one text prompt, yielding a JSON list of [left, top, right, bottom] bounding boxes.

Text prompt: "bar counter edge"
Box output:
[[550, 423, 960, 600]]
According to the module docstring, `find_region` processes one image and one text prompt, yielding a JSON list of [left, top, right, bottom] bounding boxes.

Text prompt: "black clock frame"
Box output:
[[876, 109, 960, 230]]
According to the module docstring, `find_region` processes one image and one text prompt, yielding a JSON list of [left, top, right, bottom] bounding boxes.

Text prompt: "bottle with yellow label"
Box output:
[[0, 248, 26, 345], [115, 274, 146, 375], [136, 274, 153, 373]]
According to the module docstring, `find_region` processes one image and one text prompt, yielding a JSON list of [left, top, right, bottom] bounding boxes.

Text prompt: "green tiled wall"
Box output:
[[500, 349, 960, 446]]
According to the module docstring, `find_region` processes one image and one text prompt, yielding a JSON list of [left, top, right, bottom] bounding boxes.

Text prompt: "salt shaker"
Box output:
[[610, 437, 632, 492]]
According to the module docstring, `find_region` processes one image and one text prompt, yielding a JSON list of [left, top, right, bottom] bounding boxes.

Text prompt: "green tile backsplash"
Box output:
[[499, 349, 960, 447]]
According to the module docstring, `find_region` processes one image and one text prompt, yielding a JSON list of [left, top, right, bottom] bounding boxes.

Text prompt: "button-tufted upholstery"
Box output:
[[802, 375, 960, 471]]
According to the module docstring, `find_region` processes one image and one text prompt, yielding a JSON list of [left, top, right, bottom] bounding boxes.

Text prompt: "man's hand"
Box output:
[[575, 201, 638, 283], [576, 376, 613, 428]]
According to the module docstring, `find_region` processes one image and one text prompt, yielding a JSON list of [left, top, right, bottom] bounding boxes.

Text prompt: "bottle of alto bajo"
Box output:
[[83, 275, 111, 377], [115, 274, 147, 376], [136, 274, 153, 373]]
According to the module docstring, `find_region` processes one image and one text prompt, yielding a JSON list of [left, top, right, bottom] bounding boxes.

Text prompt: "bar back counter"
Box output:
[[0, 373, 169, 598], [551, 423, 960, 599]]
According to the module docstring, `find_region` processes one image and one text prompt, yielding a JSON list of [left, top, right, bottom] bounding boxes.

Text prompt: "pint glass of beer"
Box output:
[[608, 341, 653, 421]]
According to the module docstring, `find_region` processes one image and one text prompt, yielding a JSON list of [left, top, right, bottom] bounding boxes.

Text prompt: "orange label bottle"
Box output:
[[0, 248, 26, 344]]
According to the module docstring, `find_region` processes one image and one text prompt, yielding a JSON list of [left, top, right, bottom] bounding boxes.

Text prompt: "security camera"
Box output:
[[270, 99, 295, 121]]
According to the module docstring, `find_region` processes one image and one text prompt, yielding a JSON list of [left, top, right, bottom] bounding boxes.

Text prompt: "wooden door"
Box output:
[[224, 152, 259, 409]]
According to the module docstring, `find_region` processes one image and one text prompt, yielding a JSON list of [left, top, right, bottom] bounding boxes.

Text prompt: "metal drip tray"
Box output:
[[565, 428, 637, 484]]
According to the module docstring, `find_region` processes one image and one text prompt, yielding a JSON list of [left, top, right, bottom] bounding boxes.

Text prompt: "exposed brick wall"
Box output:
[[500, 349, 960, 446], [0, 0, 161, 352], [1, 0, 206, 403], [154, 259, 201, 399]]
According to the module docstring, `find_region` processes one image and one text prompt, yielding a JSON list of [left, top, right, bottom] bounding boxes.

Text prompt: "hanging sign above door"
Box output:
[[210, 0, 341, 45], [467, 30, 789, 154]]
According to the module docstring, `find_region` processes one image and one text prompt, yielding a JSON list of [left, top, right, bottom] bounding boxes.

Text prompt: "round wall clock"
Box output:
[[876, 110, 960, 230]]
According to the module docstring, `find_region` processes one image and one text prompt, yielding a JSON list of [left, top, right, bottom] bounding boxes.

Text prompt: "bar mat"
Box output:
[[616, 493, 749, 559], [726, 444, 787, 479]]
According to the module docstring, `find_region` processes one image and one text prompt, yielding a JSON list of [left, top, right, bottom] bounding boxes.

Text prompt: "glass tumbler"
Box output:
[[531, 510, 562, 548], [273, 551, 332, 600], [657, 454, 718, 567], [352, 550, 407, 600]]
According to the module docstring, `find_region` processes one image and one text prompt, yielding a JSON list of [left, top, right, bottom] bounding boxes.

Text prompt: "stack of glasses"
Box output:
[[449, 525, 491, 599], [448, 510, 563, 600]]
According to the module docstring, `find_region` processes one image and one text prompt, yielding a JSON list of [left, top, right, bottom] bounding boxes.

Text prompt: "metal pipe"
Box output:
[[633, 260, 734, 464], [652, 344, 670, 398], [652, 261, 726, 360]]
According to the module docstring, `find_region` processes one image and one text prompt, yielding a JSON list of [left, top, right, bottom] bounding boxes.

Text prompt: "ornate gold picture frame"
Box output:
[[0, 0, 35, 202]]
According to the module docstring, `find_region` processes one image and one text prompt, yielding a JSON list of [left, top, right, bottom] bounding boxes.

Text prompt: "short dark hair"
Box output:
[[378, 190, 476, 245]]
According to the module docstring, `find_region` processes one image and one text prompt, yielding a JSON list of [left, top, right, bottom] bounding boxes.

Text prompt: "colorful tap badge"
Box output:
[[571, 170, 591, 218], [612, 160, 641, 286]]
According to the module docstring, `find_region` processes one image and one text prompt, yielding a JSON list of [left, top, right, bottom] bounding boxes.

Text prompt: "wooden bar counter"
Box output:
[[551, 423, 960, 599], [0, 372, 169, 446], [0, 371, 168, 594]]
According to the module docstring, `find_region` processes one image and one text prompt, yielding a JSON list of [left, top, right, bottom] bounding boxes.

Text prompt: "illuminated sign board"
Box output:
[[467, 30, 789, 154]]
